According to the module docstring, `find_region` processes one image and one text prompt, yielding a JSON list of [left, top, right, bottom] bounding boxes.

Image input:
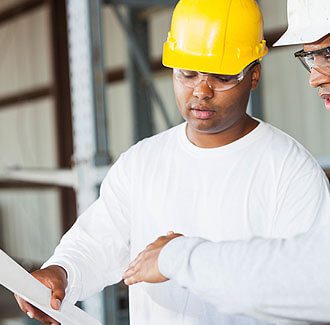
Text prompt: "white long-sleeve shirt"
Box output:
[[158, 221, 330, 324], [44, 121, 330, 324]]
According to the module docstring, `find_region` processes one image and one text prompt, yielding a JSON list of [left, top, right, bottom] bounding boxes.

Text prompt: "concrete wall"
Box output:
[[0, 4, 61, 267]]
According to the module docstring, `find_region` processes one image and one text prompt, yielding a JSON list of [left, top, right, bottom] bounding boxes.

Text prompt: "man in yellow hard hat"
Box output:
[[15, 0, 330, 324], [123, 0, 330, 323]]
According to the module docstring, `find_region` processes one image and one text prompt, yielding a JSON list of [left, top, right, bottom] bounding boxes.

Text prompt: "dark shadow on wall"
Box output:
[[0, 205, 40, 324], [0, 205, 5, 251], [325, 169, 330, 182]]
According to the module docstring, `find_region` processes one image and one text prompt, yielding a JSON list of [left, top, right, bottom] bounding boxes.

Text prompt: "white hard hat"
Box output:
[[274, 0, 330, 47]]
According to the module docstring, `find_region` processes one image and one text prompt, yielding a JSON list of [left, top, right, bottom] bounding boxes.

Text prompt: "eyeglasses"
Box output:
[[173, 60, 260, 92], [294, 46, 330, 76]]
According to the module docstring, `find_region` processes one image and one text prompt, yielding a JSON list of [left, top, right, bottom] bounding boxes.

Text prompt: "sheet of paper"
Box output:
[[0, 249, 101, 325]]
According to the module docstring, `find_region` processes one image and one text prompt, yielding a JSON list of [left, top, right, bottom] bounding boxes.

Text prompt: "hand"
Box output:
[[15, 265, 67, 324], [123, 232, 183, 285]]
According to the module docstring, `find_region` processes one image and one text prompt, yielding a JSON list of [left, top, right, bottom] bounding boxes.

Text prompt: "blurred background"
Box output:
[[0, 0, 329, 324]]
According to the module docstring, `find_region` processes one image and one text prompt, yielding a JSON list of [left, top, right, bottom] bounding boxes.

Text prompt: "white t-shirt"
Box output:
[[45, 120, 330, 325]]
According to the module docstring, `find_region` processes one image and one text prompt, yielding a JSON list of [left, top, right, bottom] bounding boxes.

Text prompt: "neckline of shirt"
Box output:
[[178, 118, 269, 156]]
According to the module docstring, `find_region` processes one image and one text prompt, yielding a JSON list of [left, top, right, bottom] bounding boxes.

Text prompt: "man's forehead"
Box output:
[[303, 34, 330, 52]]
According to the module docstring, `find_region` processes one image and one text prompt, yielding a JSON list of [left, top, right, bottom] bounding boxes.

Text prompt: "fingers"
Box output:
[[34, 276, 64, 311], [50, 297, 62, 311], [127, 251, 145, 271], [123, 265, 142, 285], [15, 266, 67, 323], [15, 294, 59, 324], [123, 251, 147, 285], [26, 306, 60, 324], [123, 232, 183, 286], [15, 294, 33, 315], [167, 232, 184, 238], [123, 267, 135, 279], [124, 276, 140, 286], [32, 266, 66, 311], [50, 285, 65, 310], [128, 251, 144, 269]]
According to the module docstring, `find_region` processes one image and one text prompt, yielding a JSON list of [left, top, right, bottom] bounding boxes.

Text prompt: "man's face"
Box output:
[[303, 34, 330, 110], [173, 65, 260, 136]]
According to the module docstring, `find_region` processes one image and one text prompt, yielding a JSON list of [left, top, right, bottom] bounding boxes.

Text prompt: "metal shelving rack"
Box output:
[[0, 0, 177, 323]]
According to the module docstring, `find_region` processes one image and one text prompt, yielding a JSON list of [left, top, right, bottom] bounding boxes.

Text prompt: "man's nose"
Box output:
[[309, 67, 330, 88], [193, 79, 214, 100]]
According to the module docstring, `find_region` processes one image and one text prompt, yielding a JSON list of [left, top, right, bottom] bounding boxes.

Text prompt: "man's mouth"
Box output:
[[190, 106, 216, 120], [320, 93, 330, 111]]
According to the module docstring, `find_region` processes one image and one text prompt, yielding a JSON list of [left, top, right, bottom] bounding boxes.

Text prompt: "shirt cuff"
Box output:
[[158, 236, 205, 279], [42, 258, 82, 304]]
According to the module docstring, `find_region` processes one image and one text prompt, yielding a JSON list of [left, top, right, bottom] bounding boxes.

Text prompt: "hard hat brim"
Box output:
[[274, 27, 330, 47], [163, 42, 268, 75]]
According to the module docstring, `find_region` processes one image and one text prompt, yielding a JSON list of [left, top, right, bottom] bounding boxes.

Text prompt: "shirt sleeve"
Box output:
[[159, 225, 330, 324], [158, 168, 330, 324], [42, 153, 131, 304]]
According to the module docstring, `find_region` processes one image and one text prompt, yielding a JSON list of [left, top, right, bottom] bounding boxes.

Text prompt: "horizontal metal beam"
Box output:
[[0, 168, 78, 188], [0, 166, 109, 189], [0, 0, 48, 25], [106, 58, 165, 83], [0, 180, 62, 189], [0, 86, 53, 109], [104, 0, 178, 7]]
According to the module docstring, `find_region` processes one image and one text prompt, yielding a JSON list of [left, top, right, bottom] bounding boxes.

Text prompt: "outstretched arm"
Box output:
[[124, 228, 330, 323]]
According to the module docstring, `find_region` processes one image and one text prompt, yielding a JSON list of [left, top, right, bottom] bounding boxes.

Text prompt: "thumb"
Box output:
[[50, 287, 65, 310]]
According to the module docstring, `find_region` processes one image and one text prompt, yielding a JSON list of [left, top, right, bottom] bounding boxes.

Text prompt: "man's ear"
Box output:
[[251, 64, 261, 90]]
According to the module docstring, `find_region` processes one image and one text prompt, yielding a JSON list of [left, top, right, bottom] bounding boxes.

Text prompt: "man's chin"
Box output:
[[188, 120, 223, 134]]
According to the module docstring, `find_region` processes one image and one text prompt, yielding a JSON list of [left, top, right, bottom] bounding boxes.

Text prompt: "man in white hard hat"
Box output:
[[273, 0, 330, 110], [123, 0, 330, 323]]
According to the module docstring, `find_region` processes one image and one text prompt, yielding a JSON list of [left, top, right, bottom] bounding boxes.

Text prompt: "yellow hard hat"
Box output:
[[163, 0, 268, 75]]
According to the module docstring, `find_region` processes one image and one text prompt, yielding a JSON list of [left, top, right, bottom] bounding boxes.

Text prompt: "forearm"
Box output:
[[42, 223, 115, 304], [43, 155, 132, 303], [159, 228, 330, 323]]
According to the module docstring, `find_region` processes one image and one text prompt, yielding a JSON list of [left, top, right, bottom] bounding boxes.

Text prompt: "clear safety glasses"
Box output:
[[173, 60, 260, 92], [294, 46, 330, 76]]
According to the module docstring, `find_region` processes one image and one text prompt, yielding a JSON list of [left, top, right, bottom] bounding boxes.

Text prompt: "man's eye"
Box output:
[[214, 75, 231, 82], [181, 72, 197, 78]]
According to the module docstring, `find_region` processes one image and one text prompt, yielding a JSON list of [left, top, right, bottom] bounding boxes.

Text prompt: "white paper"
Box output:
[[0, 249, 101, 325]]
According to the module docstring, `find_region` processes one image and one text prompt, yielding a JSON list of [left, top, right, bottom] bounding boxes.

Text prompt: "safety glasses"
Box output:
[[294, 46, 330, 76], [173, 60, 260, 92]]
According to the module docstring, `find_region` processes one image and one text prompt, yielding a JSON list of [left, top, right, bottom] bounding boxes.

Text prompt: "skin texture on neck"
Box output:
[[304, 34, 330, 110], [173, 65, 261, 148], [186, 114, 259, 148]]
